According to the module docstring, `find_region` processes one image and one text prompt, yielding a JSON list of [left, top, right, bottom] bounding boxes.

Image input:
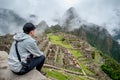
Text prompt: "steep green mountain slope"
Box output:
[[72, 25, 120, 63]]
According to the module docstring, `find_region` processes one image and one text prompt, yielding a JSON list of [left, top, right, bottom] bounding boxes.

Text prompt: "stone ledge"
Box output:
[[0, 51, 48, 80], [5, 69, 47, 80]]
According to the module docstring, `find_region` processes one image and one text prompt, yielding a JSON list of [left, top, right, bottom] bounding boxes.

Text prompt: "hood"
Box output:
[[13, 33, 30, 41]]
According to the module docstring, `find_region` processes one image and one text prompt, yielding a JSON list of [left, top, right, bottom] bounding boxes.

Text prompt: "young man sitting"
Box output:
[[8, 23, 45, 75]]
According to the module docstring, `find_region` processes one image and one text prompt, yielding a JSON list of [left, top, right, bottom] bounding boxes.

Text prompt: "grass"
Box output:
[[56, 53, 62, 63], [42, 68, 68, 80], [63, 66, 82, 73], [66, 73, 86, 80], [42, 68, 86, 80], [80, 63, 94, 75], [47, 33, 72, 49], [94, 51, 102, 64], [69, 49, 82, 58]]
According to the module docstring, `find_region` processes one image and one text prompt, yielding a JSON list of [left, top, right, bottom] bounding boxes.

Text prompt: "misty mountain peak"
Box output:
[[65, 7, 79, 20], [0, 8, 26, 24], [60, 7, 83, 31], [0, 8, 26, 35], [36, 20, 49, 34], [37, 20, 48, 28]]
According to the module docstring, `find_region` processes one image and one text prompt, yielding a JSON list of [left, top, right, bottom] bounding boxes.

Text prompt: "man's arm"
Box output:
[[26, 41, 43, 57]]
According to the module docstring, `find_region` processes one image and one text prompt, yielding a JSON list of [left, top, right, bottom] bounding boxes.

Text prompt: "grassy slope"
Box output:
[[45, 33, 94, 80], [43, 68, 85, 80]]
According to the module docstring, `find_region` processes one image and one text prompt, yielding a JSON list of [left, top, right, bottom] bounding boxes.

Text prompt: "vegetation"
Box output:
[[101, 53, 120, 80], [69, 49, 82, 58], [43, 68, 68, 80], [86, 30, 120, 63], [42, 68, 88, 80], [47, 33, 72, 49], [56, 53, 62, 63], [90, 50, 120, 79], [110, 40, 120, 62]]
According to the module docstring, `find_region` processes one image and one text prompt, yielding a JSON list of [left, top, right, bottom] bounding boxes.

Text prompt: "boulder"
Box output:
[[0, 51, 48, 80]]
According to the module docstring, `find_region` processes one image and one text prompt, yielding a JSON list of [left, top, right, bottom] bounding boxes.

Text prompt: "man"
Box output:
[[8, 23, 45, 75]]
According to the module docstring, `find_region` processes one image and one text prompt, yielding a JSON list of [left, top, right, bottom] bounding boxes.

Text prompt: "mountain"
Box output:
[[36, 20, 49, 34], [108, 9, 120, 42], [60, 7, 84, 31], [113, 29, 120, 41], [1, 32, 120, 80], [72, 24, 112, 55], [59, 7, 120, 63], [0, 8, 26, 35]]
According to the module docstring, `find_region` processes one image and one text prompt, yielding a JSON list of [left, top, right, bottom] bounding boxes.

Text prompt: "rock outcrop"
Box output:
[[0, 51, 48, 80]]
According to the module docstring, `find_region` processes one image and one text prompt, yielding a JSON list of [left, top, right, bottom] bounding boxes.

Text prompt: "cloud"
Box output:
[[0, 0, 120, 35], [74, 0, 120, 35]]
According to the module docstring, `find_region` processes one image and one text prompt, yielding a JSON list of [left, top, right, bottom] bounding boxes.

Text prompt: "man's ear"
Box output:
[[29, 31, 32, 35], [29, 30, 35, 37]]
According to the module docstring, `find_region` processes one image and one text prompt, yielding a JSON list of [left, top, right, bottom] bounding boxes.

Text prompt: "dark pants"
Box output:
[[13, 55, 45, 75]]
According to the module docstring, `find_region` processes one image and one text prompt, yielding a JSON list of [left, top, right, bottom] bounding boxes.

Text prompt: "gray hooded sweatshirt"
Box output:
[[8, 33, 43, 72]]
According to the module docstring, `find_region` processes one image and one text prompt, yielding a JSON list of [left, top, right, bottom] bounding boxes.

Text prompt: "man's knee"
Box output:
[[41, 55, 45, 60], [39, 55, 45, 61]]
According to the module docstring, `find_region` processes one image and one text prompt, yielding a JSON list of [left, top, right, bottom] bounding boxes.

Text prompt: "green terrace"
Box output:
[[47, 33, 72, 49], [47, 33, 94, 77], [42, 68, 89, 80]]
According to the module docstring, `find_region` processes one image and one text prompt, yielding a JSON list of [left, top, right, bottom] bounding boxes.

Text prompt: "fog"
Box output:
[[0, 0, 120, 35]]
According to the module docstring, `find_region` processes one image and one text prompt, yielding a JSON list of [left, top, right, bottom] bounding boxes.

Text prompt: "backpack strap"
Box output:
[[15, 41, 21, 62]]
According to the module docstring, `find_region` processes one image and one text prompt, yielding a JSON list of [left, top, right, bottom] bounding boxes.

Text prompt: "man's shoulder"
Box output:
[[23, 37, 36, 44]]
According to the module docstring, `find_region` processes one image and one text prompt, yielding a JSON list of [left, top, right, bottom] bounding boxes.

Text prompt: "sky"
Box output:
[[0, 0, 120, 35]]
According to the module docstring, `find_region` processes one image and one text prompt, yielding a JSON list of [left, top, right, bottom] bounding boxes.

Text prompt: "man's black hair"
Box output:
[[23, 23, 36, 34]]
